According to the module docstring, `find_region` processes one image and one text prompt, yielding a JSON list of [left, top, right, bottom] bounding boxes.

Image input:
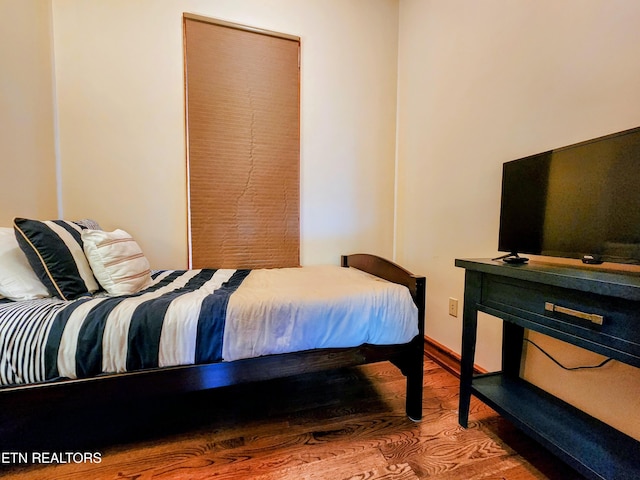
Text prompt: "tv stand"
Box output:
[[455, 258, 640, 480]]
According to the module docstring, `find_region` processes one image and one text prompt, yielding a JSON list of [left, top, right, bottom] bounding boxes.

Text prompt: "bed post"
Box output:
[[342, 254, 425, 421], [405, 275, 425, 421]]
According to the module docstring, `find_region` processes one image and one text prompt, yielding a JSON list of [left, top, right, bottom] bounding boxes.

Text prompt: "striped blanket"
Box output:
[[0, 269, 248, 386]]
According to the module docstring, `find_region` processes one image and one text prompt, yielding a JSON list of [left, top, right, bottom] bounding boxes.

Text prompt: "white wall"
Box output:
[[396, 0, 640, 438], [52, 0, 400, 269], [0, 0, 57, 225]]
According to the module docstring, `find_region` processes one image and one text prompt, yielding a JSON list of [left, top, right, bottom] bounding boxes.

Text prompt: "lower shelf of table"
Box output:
[[471, 373, 640, 480]]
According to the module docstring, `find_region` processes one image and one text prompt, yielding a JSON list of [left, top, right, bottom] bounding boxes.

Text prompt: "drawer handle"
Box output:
[[544, 302, 604, 326]]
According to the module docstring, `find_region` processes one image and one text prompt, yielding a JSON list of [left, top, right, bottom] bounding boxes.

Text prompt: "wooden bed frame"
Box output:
[[0, 254, 425, 447]]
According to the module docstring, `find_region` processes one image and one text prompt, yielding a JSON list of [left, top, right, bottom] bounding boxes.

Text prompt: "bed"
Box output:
[[0, 220, 425, 448]]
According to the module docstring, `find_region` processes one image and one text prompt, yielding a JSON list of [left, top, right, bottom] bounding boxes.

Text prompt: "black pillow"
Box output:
[[13, 218, 99, 300]]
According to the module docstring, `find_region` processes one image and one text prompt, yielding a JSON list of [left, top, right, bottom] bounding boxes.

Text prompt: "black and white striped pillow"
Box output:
[[13, 218, 99, 301]]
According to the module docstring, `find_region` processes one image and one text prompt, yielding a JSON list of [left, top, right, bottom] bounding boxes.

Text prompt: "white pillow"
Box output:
[[81, 229, 152, 296], [0, 227, 51, 301]]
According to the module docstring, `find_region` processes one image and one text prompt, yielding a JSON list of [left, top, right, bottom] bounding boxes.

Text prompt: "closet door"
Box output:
[[184, 14, 300, 269]]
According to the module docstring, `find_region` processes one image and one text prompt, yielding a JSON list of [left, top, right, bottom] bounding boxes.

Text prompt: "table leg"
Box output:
[[458, 270, 481, 428]]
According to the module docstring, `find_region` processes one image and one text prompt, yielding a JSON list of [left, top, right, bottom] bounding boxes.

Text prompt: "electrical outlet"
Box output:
[[448, 297, 459, 317]]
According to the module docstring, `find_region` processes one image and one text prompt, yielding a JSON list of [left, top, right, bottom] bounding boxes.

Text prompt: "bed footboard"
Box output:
[[342, 253, 425, 421]]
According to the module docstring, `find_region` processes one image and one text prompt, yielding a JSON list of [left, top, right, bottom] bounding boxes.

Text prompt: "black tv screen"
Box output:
[[498, 125, 640, 265]]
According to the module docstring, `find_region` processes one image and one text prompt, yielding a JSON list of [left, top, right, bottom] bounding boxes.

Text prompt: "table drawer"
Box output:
[[482, 274, 640, 363]]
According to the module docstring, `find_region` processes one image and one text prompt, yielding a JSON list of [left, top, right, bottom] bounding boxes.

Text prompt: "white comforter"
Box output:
[[223, 265, 419, 361]]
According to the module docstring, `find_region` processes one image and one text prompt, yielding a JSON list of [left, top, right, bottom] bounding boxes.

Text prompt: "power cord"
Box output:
[[524, 338, 613, 371]]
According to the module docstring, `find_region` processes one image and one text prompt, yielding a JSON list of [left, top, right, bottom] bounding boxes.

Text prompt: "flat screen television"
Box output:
[[497, 125, 640, 265]]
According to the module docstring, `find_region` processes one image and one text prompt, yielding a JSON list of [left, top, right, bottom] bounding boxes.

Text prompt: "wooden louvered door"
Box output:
[[184, 14, 300, 269]]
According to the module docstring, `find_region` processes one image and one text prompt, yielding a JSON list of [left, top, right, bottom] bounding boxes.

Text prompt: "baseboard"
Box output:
[[423, 336, 486, 378]]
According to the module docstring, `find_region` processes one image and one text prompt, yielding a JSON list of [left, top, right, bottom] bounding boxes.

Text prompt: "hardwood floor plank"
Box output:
[[424, 455, 537, 480], [343, 463, 420, 480], [229, 450, 391, 480]]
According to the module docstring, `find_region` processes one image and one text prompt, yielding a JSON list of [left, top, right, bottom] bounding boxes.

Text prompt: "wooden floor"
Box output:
[[0, 357, 585, 480]]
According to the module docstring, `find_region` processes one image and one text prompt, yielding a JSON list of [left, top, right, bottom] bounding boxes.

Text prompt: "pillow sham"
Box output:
[[13, 218, 99, 301], [81, 229, 152, 296], [0, 227, 51, 301]]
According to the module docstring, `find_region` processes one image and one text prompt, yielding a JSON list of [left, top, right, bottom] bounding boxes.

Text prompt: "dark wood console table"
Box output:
[[455, 258, 640, 480]]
